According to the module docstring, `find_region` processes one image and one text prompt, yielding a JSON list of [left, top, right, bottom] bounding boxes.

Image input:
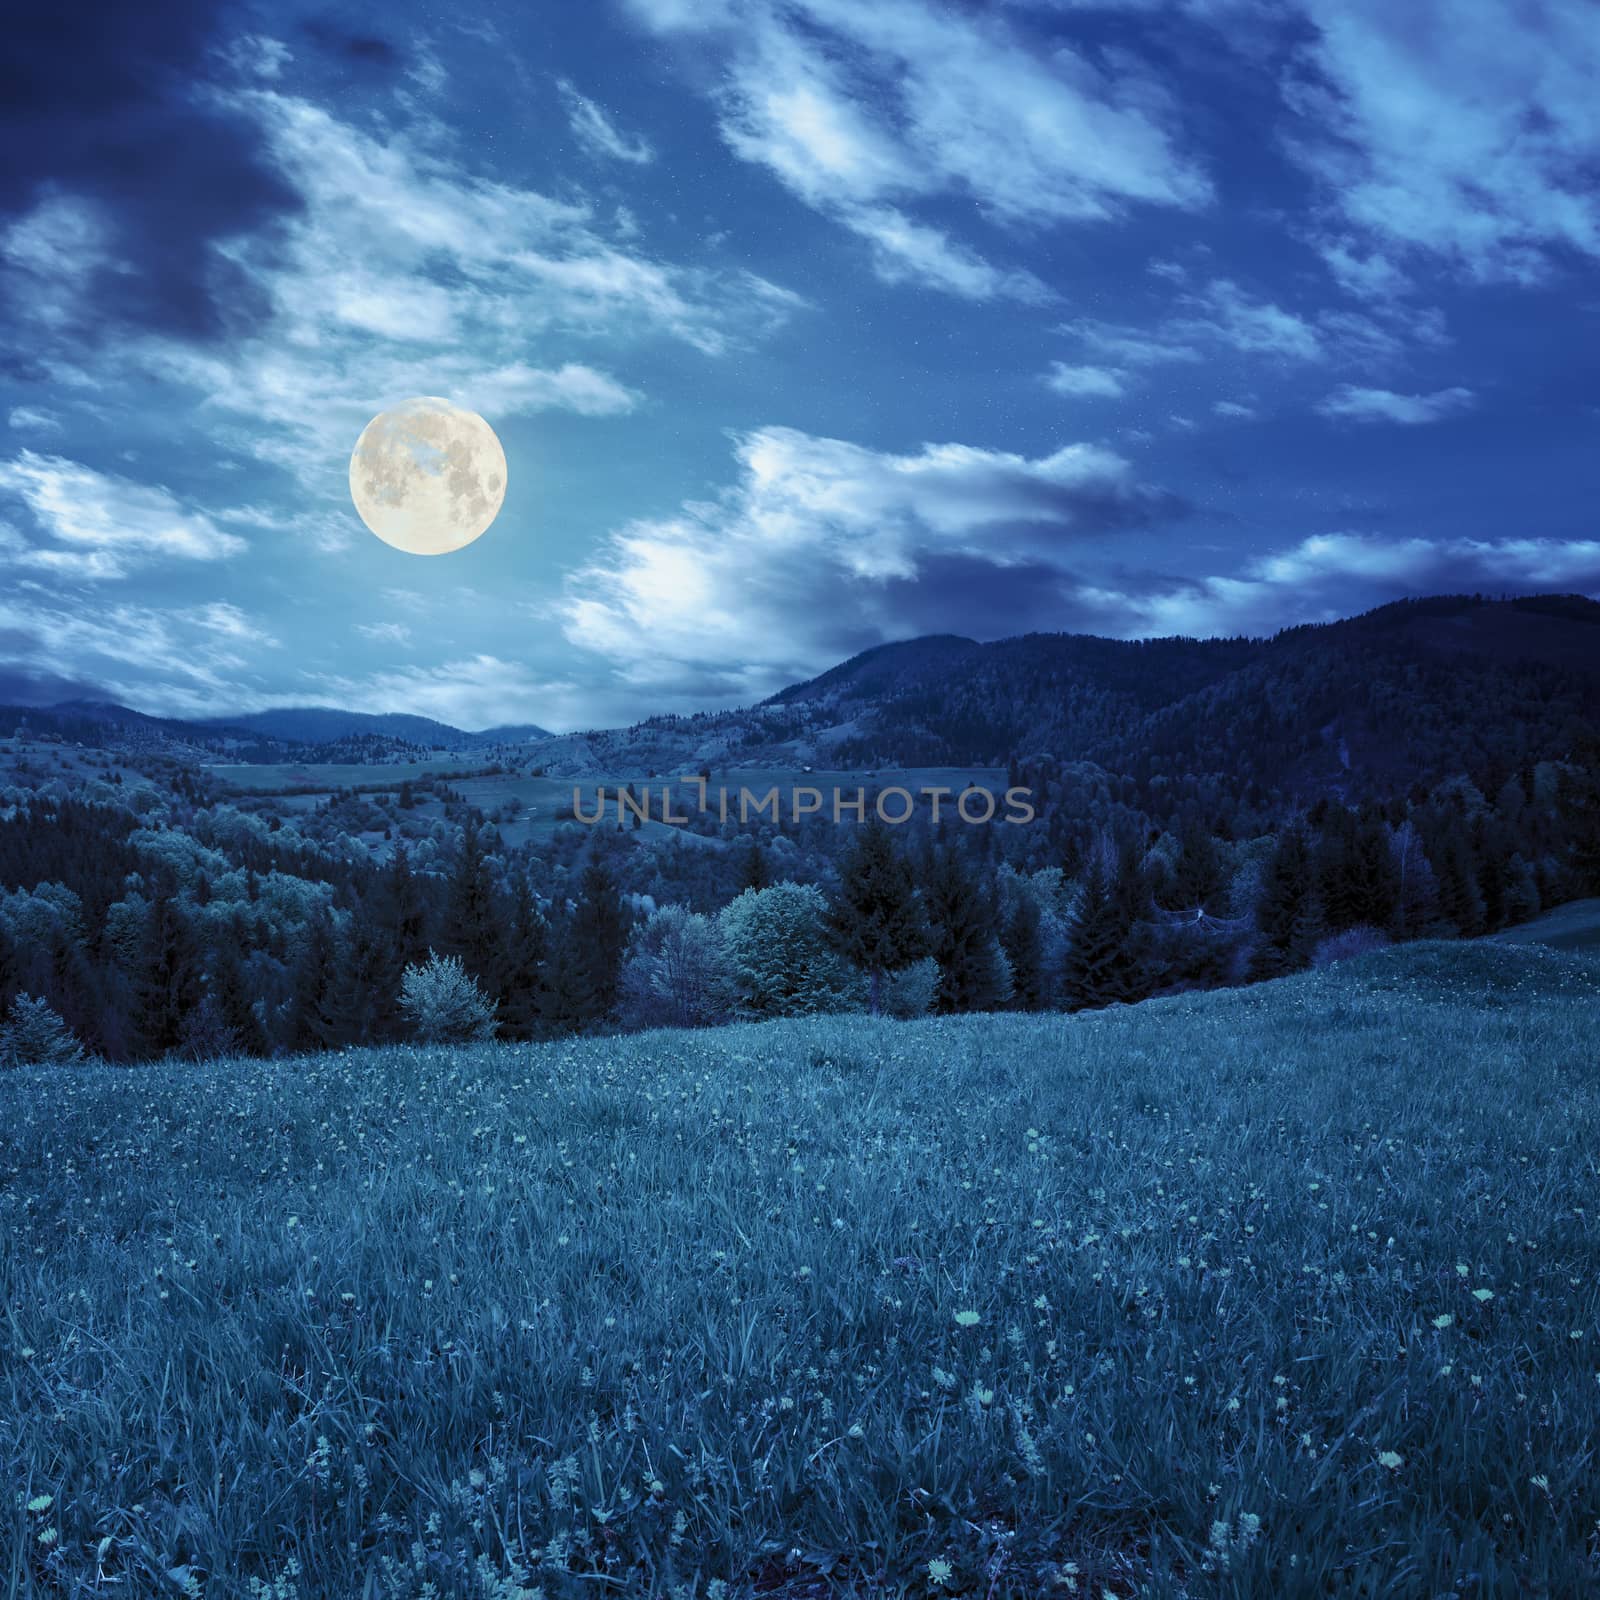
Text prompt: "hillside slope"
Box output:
[[522, 594, 1600, 800], [3, 939, 1597, 1597]]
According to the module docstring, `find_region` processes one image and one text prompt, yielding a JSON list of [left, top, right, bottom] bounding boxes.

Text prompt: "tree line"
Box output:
[[2, 722, 1597, 1064]]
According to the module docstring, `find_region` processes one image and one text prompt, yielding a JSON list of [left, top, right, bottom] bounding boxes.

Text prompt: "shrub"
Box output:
[[882, 955, 941, 1019], [398, 953, 499, 1043], [1312, 924, 1391, 968], [0, 993, 86, 1068]]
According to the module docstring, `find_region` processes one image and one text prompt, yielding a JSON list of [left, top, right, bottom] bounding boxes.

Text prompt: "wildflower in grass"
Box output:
[[1432, 1313, 1453, 1329], [954, 1309, 981, 1327], [1473, 1288, 1494, 1303], [927, 1557, 954, 1587], [26, 1494, 52, 1513], [1377, 1450, 1403, 1469]]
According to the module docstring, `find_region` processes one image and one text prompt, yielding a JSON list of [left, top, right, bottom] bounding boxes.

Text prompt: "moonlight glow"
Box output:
[[348, 397, 507, 556]]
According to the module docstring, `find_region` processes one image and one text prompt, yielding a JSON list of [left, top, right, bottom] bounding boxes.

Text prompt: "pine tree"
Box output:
[[284, 909, 343, 1053], [826, 820, 928, 1014], [1350, 817, 1399, 930], [923, 846, 1010, 1013], [1314, 811, 1360, 932], [398, 953, 498, 1043], [0, 921, 16, 1016], [380, 846, 431, 969], [327, 918, 396, 1046], [736, 837, 770, 892], [545, 857, 627, 1028], [1560, 727, 1600, 894], [210, 943, 267, 1056], [1430, 819, 1485, 937], [1389, 820, 1439, 938], [1249, 827, 1322, 980], [131, 892, 205, 1058], [1001, 892, 1046, 1010], [0, 993, 85, 1068], [1060, 837, 1151, 1009], [442, 817, 499, 985], [1165, 820, 1224, 912], [496, 870, 549, 1039]]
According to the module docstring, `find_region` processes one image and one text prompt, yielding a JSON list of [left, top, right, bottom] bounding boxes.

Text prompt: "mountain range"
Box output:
[[2, 595, 1596, 802], [514, 593, 1600, 803]]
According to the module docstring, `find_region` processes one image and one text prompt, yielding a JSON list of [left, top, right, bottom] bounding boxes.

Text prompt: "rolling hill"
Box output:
[[194, 707, 551, 749]]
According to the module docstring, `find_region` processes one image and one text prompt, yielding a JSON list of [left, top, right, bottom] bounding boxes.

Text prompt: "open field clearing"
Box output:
[[2, 940, 1598, 1597], [206, 760, 503, 794]]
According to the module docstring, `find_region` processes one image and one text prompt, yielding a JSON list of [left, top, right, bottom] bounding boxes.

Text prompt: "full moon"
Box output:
[[348, 397, 507, 556]]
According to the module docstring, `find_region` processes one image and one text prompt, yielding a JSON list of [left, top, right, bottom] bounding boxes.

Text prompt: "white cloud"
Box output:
[[1315, 236, 1414, 301], [0, 593, 277, 715], [1060, 320, 1203, 366], [842, 207, 1049, 302], [298, 655, 575, 730], [189, 602, 278, 646], [355, 621, 413, 645], [1316, 385, 1476, 425], [1079, 533, 1600, 637], [107, 85, 798, 504], [1173, 279, 1323, 361], [0, 195, 113, 334], [560, 423, 1178, 702], [1045, 362, 1126, 397], [1062, 277, 1424, 394], [620, 0, 1209, 296], [213, 502, 354, 555], [221, 34, 292, 80], [0, 451, 246, 580], [558, 80, 656, 164], [1213, 400, 1257, 418], [1289, 0, 1600, 284], [6, 407, 62, 433]]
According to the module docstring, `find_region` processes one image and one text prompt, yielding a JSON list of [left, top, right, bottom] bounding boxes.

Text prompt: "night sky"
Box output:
[[2, 0, 1596, 731]]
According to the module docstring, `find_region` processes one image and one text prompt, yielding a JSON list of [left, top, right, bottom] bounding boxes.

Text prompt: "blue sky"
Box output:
[[1, 0, 1596, 731]]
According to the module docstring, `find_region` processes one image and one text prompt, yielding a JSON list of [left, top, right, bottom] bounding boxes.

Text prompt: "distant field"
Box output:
[[206, 758, 500, 793], [208, 762, 1012, 846], [1491, 895, 1600, 952], [3, 940, 1597, 1596]]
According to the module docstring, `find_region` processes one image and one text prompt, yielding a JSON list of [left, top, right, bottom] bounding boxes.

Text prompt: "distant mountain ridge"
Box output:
[[2, 595, 1595, 800], [513, 593, 1600, 804], [0, 698, 549, 757], [198, 708, 552, 749]]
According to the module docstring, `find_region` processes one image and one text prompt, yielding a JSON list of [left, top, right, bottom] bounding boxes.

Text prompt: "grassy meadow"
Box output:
[[3, 940, 1599, 1598]]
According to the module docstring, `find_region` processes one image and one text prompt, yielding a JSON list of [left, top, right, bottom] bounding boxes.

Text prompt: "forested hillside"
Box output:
[[765, 595, 1600, 791], [1, 587, 1597, 1066]]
